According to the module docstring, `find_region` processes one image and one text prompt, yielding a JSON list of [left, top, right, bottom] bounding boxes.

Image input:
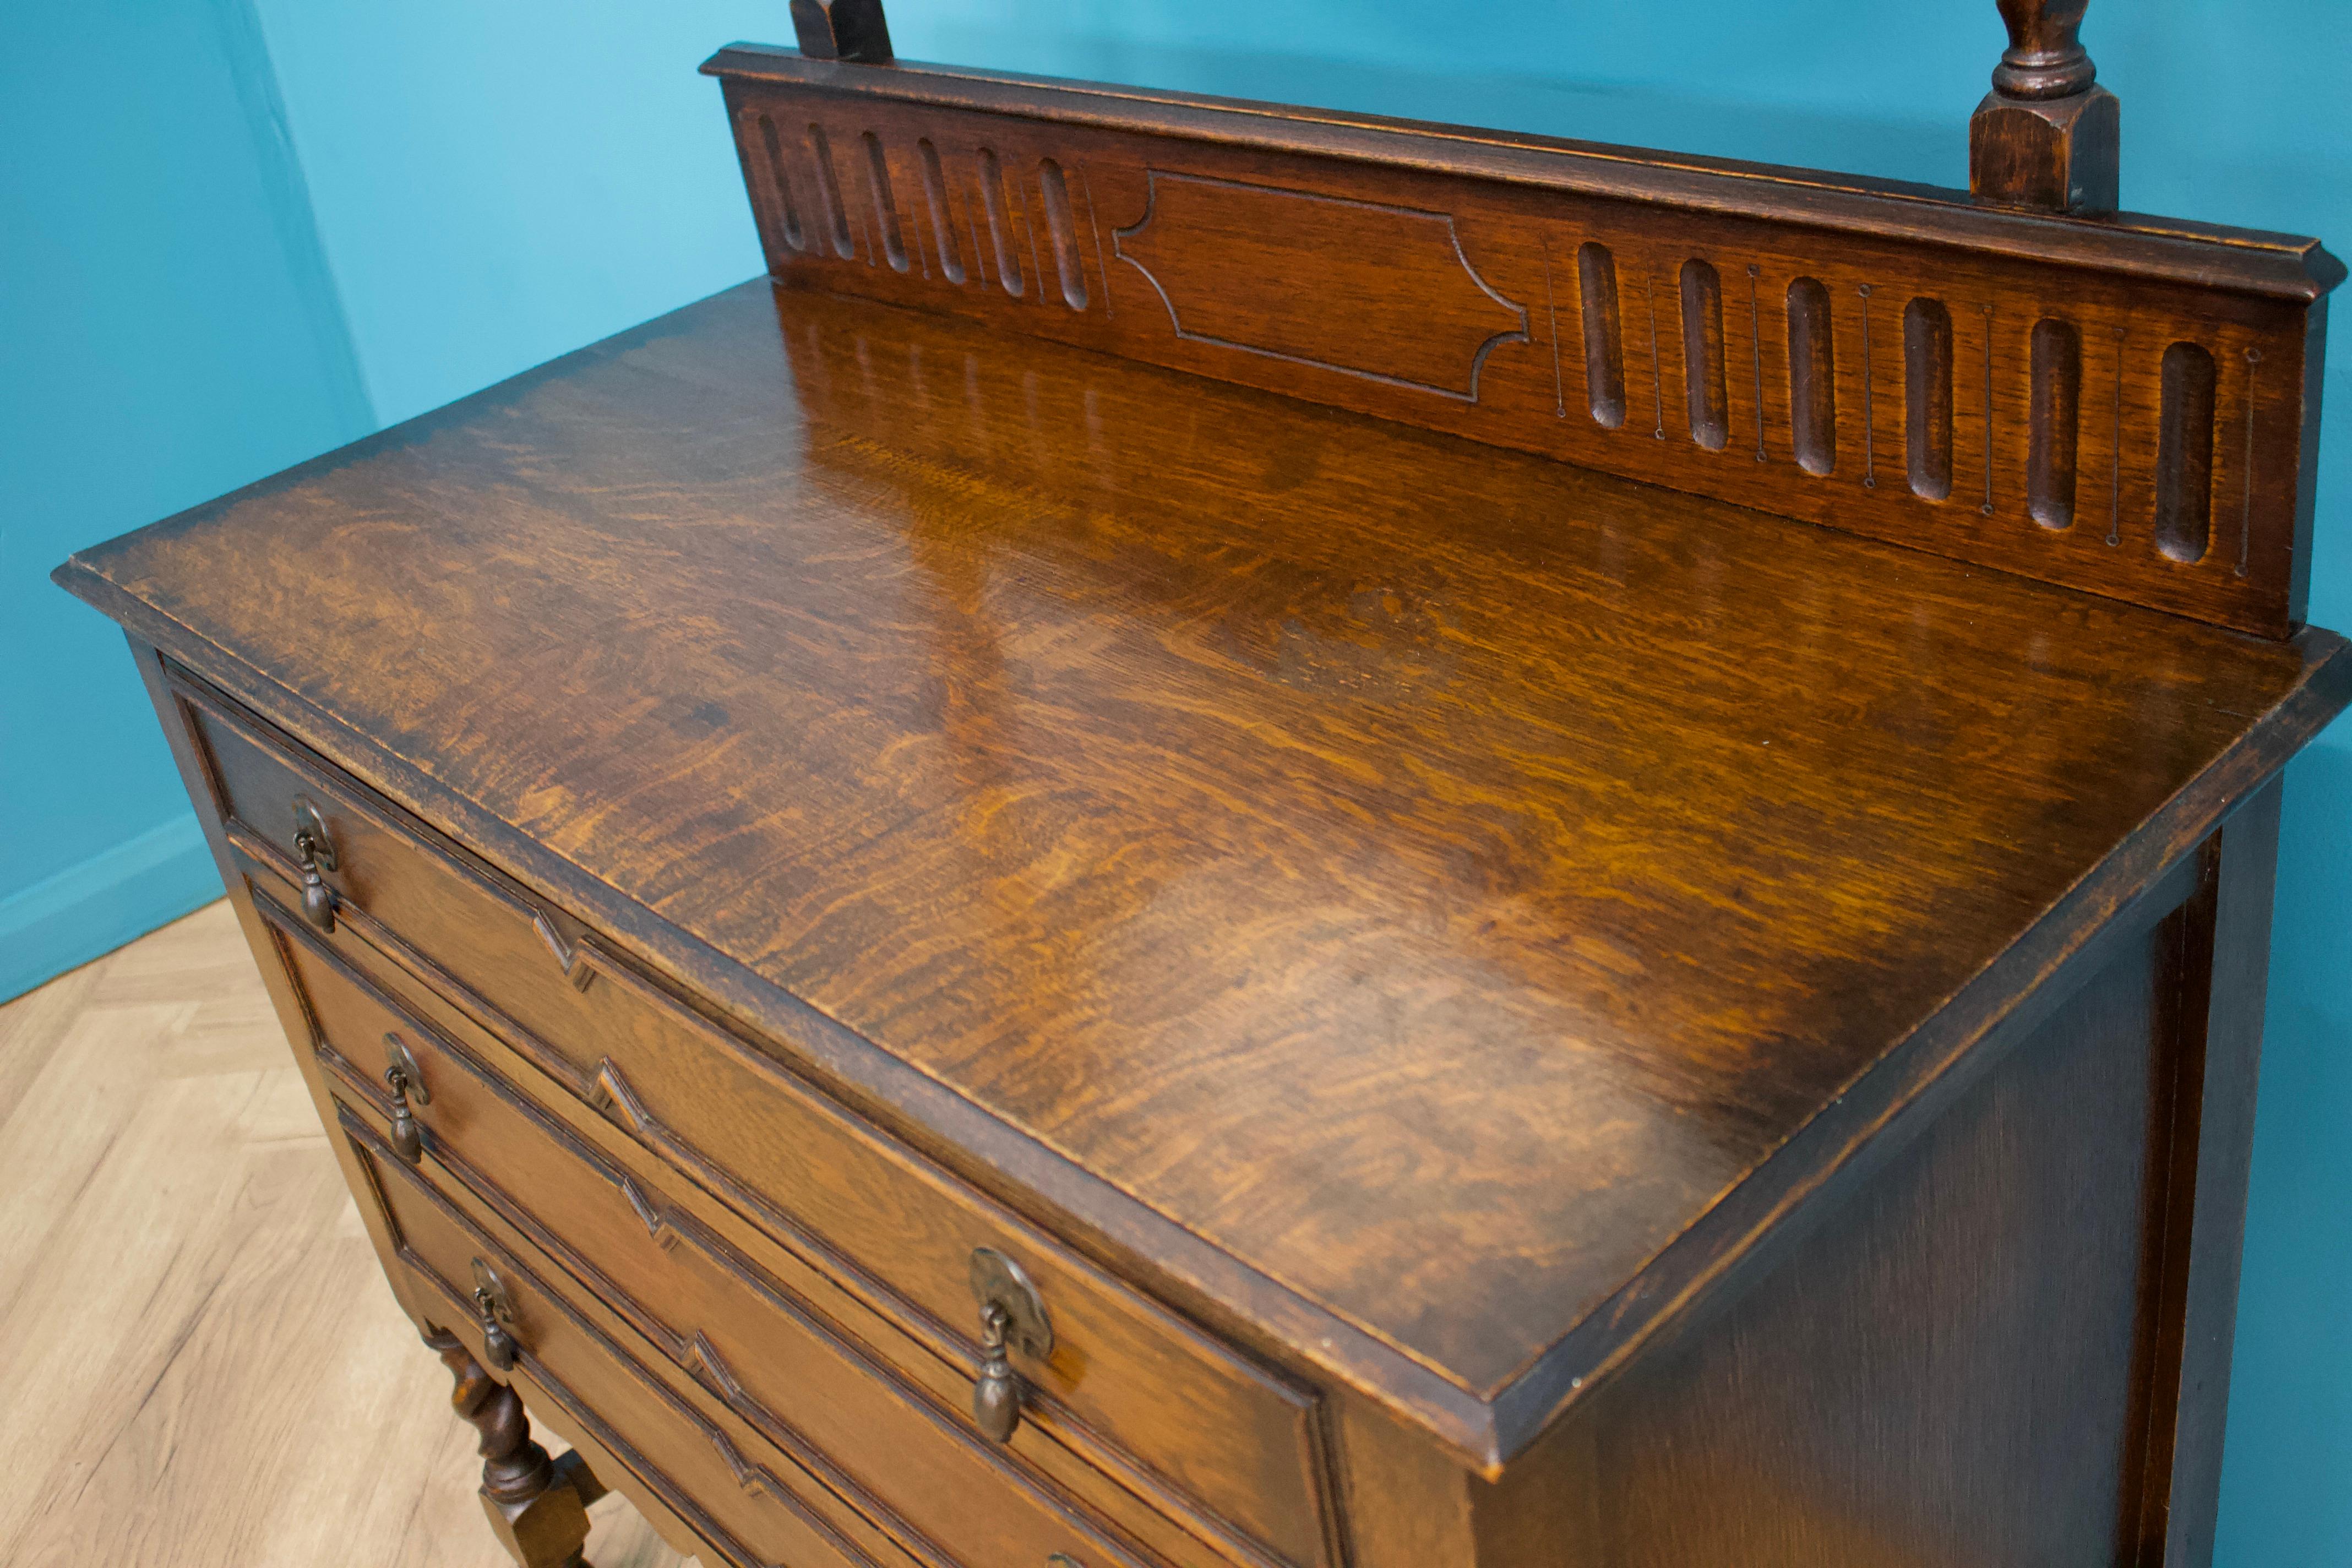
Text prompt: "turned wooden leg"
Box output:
[[429, 1327, 599, 1568]]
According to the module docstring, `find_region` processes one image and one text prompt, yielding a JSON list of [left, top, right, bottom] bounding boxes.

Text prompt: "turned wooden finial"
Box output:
[[1970, 0, 2118, 215], [791, 0, 893, 63], [1991, 0, 2097, 97]]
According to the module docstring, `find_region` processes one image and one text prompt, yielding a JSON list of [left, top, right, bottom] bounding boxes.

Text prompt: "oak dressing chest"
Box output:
[[53, 2, 2350, 1563]]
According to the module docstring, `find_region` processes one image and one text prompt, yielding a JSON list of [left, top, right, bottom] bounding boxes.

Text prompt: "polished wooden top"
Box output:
[[58, 280, 2350, 1462]]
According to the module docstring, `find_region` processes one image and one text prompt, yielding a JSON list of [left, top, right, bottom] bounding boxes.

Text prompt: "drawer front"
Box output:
[[282, 919, 1167, 1568], [176, 669, 1331, 1568], [260, 895, 1261, 1568], [349, 1108, 900, 1568]]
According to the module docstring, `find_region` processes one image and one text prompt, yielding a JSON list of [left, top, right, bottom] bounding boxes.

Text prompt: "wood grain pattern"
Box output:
[[707, 48, 2341, 634], [54, 281, 2352, 1467], [174, 673, 1331, 1567], [248, 855, 1298, 1568], [269, 908, 1257, 1568], [0, 906, 685, 1568], [1578, 895, 2186, 1564], [1348, 793, 2279, 1568]]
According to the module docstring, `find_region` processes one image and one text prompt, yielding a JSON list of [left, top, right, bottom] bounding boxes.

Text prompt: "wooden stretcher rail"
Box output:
[[704, 38, 2340, 639]]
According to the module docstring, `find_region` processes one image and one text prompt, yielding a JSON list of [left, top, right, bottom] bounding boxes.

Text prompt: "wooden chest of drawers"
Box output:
[[52, 3, 2351, 1564], [181, 667, 1329, 1568]]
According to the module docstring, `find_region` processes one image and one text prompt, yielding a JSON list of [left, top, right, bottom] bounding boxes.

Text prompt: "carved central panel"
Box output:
[[1114, 172, 1529, 401]]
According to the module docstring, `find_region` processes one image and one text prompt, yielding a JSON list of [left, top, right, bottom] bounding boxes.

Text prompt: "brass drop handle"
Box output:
[[472, 1258, 520, 1372], [973, 1303, 1020, 1442], [384, 1032, 429, 1166], [968, 1247, 1052, 1444], [291, 796, 340, 934]]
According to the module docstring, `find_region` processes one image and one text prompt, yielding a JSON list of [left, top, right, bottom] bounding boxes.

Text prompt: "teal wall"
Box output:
[[1, 0, 375, 997], [7, 2, 2345, 1556], [1, 0, 776, 999], [242, 0, 778, 427]]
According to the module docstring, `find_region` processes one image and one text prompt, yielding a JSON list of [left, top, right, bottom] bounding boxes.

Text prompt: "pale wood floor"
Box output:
[[0, 901, 692, 1567]]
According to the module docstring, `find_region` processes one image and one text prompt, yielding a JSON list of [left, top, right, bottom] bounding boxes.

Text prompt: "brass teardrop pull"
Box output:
[[472, 1258, 519, 1372], [384, 1032, 429, 1166], [291, 797, 340, 934], [968, 1247, 1052, 1443], [477, 1304, 519, 1374], [973, 1303, 1020, 1441]]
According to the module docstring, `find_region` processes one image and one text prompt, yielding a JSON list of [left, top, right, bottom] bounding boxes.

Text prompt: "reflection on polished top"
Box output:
[[64, 280, 2350, 1419]]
